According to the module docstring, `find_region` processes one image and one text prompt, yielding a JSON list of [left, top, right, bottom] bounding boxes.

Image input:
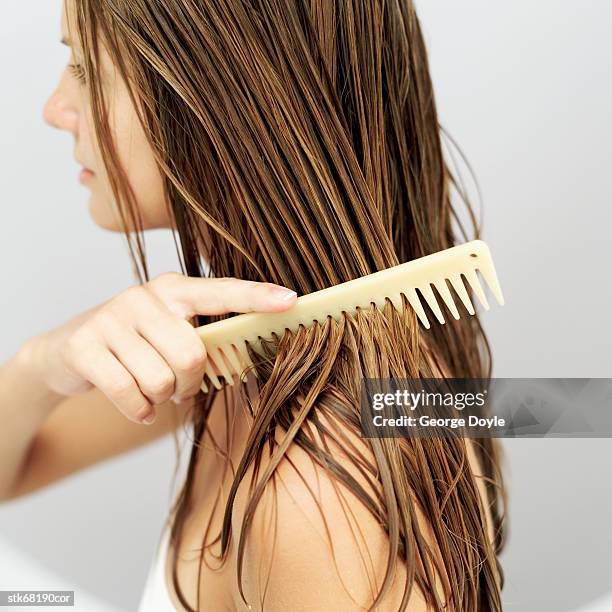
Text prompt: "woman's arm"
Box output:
[[0, 337, 188, 502], [0, 339, 67, 500], [0, 274, 297, 502]]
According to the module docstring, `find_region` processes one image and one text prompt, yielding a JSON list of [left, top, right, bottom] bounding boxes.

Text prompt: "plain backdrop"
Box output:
[[1, 1, 610, 610]]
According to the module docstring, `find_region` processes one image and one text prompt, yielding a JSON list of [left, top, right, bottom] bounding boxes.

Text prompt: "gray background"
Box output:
[[1, 1, 610, 610]]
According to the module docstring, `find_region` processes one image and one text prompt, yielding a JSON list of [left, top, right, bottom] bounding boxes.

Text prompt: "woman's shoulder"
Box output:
[[229, 414, 443, 611]]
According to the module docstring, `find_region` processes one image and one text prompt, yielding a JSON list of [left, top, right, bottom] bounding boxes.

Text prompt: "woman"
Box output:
[[0, 0, 507, 610]]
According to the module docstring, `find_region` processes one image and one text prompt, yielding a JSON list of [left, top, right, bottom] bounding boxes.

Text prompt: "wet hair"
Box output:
[[71, 0, 507, 609]]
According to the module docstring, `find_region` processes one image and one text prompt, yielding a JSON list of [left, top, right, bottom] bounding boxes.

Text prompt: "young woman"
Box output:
[[0, 1, 507, 610]]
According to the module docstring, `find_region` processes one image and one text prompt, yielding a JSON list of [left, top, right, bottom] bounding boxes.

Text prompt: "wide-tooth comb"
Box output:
[[196, 239, 504, 392]]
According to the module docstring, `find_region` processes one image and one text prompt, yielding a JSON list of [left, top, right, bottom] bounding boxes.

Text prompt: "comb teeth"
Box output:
[[200, 342, 255, 393], [448, 272, 476, 315], [419, 283, 446, 325], [197, 240, 504, 392], [433, 278, 460, 320]]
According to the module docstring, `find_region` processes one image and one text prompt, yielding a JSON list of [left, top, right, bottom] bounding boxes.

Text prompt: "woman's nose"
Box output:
[[43, 89, 79, 133]]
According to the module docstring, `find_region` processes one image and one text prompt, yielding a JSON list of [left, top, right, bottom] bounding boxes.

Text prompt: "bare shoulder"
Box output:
[[231, 413, 443, 612]]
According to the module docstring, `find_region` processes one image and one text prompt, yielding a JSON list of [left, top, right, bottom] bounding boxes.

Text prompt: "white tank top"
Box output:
[[137, 521, 176, 611]]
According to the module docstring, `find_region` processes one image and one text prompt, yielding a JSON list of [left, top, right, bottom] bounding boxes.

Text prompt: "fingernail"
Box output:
[[170, 394, 181, 405], [272, 287, 297, 301], [141, 409, 156, 425]]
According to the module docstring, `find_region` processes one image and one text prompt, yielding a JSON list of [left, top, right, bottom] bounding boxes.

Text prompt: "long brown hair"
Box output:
[[72, 0, 507, 609]]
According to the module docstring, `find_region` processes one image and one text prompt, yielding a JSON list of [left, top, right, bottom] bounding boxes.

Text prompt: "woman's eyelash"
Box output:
[[67, 62, 86, 83]]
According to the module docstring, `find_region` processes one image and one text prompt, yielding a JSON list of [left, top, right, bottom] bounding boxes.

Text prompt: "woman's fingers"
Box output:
[[101, 312, 178, 406], [147, 273, 297, 318], [40, 272, 298, 424], [66, 331, 154, 424], [135, 317, 208, 403], [115, 289, 208, 402], [100, 275, 297, 410]]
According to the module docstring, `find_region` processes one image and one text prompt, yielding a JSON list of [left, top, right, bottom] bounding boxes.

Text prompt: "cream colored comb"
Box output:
[[196, 239, 504, 392]]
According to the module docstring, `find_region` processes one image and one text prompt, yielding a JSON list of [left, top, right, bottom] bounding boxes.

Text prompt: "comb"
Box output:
[[195, 239, 504, 392]]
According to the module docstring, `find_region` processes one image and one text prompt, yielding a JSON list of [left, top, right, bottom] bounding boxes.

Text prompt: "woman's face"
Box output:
[[43, 0, 171, 231]]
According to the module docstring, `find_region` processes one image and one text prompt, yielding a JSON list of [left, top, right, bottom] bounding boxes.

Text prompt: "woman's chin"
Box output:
[[87, 196, 124, 232], [87, 196, 170, 232]]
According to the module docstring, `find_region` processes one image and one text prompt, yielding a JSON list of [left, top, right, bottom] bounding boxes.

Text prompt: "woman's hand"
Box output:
[[28, 273, 296, 425]]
